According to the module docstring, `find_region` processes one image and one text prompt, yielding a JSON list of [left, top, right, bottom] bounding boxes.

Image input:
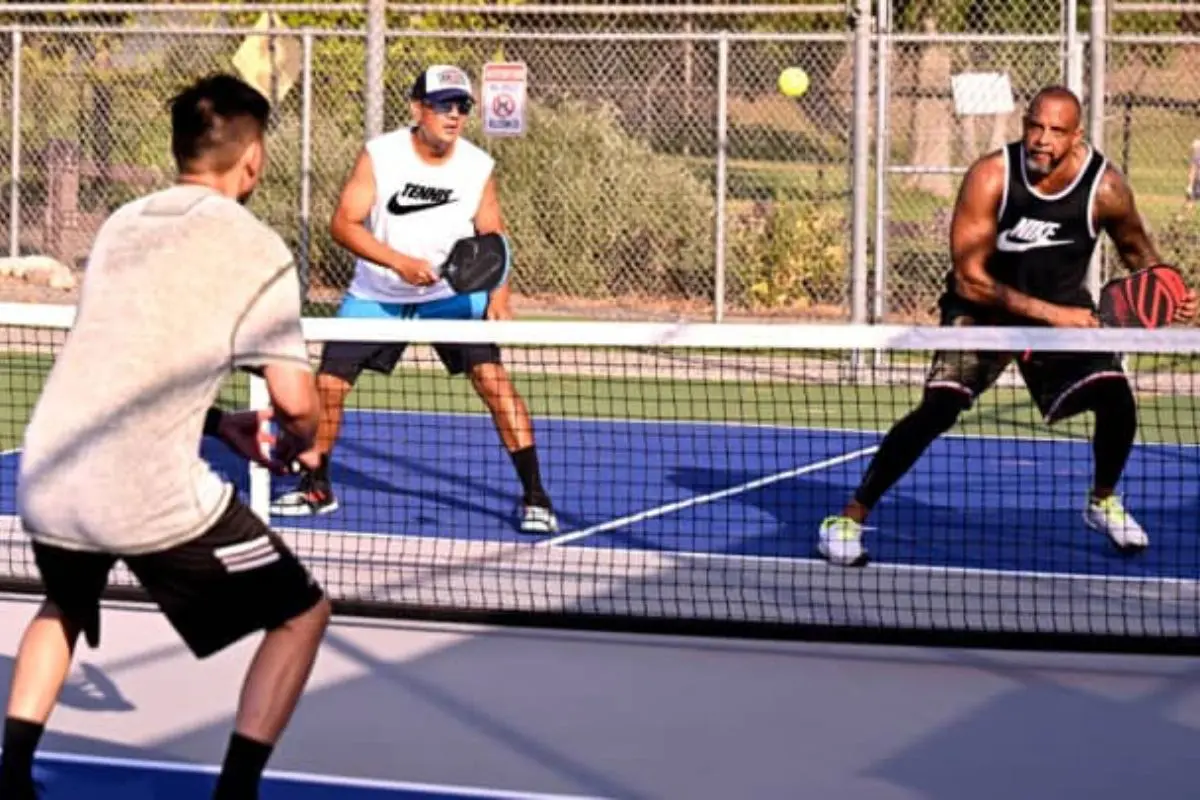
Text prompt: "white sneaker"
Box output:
[[818, 515, 868, 566], [1083, 494, 1148, 553], [520, 504, 559, 535]]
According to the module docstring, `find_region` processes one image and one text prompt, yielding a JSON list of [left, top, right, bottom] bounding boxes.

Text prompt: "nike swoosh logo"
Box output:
[[995, 232, 1074, 253], [386, 194, 457, 216]]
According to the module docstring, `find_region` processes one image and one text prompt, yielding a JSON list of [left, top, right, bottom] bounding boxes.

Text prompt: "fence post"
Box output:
[[9, 29, 21, 259], [872, 0, 892, 330], [1065, 0, 1084, 95], [1087, 0, 1108, 298], [299, 30, 313, 304], [714, 32, 729, 323], [365, 0, 386, 140], [849, 0, 872, 330]]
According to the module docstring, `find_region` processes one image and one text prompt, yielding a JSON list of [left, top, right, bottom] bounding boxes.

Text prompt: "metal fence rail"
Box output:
[[0, 2, 1197, 323]]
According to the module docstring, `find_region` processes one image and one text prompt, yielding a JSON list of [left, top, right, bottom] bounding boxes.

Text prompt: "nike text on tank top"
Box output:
[[347, 128, 495, 304], [985, 140, 1108, 310]]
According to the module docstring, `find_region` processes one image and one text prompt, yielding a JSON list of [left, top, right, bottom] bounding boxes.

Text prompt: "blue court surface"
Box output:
[[4, 409, 1198, 579], [28, 751, 598, 799], [253, 408, 1200, 579]]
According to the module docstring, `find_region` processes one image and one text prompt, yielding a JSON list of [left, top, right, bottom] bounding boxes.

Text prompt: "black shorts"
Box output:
[[31, 496, 325, 659], [926, 300, 1128, 423], [318, 340, 501, 383]]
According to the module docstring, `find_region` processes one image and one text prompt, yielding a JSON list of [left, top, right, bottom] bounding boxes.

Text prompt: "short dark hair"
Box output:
[[168, 73, 270, 173], [1028, 85, 1082, 127]]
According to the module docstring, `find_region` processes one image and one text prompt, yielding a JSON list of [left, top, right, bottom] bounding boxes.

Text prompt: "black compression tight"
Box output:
[[1081, 379, 1138, 495], [848, 378, 1138, 517], [852, 389, 967, 513]]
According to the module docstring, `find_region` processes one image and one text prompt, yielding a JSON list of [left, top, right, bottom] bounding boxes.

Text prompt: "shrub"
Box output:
[[481, 98, 716, 301], [727, 200, 848, 311]]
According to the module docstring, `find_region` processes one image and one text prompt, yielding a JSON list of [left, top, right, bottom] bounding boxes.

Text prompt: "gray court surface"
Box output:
[[0, 592, 1196, 799]]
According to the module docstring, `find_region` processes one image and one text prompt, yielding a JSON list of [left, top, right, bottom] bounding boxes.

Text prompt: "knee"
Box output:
[[297, 595, 332, 636], [914, 388, 968, 434], [1089, 379, 1136, 422]]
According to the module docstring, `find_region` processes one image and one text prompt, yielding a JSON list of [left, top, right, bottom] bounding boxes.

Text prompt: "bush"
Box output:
[[481, 98, 716, 300], [727, 200, 848, 311]]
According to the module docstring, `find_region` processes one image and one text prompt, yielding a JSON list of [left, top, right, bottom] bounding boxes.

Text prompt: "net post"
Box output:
[[248, 374, 271, 523]]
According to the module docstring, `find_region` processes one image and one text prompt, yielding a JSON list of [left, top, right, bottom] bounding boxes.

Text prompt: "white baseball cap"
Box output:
[[410, 65, 474, 103]]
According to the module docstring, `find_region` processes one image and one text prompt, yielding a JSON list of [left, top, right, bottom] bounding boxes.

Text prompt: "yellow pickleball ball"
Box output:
[[778, 67, 809, 98]]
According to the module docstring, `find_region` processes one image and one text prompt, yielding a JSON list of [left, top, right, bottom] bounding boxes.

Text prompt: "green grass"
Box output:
[[343, 362, 1200, 446]]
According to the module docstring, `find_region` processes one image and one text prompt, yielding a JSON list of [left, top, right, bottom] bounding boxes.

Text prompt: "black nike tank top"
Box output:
[[987, 140, 1108, 310]]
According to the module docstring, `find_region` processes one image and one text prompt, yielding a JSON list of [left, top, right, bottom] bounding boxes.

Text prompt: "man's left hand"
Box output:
[[1176, 288, 1199, 323], [486, 295, 513, 321]]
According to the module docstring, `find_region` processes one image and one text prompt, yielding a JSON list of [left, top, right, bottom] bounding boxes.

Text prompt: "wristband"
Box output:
[[203, 407, 224, 437]]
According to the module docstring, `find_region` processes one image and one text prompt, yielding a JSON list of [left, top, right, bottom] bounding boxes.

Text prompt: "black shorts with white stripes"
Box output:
[[31, 495, 324, 659]]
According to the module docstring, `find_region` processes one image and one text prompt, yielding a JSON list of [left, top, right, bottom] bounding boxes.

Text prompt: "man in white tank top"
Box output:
[[270, 65, 558, 534]]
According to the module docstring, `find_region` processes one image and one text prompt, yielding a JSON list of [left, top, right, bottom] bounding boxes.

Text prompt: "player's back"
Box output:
[[18, 184, 300, 556]]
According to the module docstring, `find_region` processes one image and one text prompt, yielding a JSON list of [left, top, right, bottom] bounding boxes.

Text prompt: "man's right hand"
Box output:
[[1044, 304, 1100, 328], [393, 257, 439, 287]]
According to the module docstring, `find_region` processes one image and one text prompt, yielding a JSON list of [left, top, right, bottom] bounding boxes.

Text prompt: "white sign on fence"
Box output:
[[481, 62, 528, 137], [951, 72, 1015, 116], [232, 12, 302, 104]]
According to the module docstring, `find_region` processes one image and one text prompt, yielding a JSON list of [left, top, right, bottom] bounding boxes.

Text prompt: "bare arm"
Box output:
[[474, 175, 514, 320], [329, 148, 438, 286], [1095, 163, 1199, 322], [1092, 164, 1159, 274], [950, 154, 1064, 324], [262, 362, 319, 444]]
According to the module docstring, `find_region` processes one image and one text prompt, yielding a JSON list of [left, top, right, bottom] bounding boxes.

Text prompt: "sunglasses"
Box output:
[[424, 98, 473, 115]]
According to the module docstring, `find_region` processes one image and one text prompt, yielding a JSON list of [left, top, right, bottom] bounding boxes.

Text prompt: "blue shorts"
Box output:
[[335, 291, 490, 321], [318, 292, 501, 381]]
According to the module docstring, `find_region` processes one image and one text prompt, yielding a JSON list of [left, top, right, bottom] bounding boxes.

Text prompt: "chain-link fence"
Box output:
[[0, 2, 1198, 323]]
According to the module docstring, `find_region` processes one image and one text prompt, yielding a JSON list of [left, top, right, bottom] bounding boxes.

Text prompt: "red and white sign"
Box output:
[[482, 62, 528, 137]]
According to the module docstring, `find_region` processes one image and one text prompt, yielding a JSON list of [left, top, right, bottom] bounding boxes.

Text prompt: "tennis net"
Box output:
[[2, 301, 1200, 652]]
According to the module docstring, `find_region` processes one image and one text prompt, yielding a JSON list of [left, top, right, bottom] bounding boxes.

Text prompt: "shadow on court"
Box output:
[[127, 619, 1200, 800], [867, 654, 1200, 800], [660, 450, 1200, 578], [0, 654, 135, 716]]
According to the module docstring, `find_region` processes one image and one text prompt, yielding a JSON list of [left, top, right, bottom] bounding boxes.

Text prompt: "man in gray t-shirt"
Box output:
[[0, 74, 330, 800]]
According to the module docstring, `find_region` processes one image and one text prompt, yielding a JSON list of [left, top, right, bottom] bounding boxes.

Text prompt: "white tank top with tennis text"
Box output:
[[347, 128, 495, 304]]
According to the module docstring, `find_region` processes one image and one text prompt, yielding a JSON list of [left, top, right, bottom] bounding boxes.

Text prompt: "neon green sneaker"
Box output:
[[818, 515, 868, 567], [1083, 494, 1148, 553]]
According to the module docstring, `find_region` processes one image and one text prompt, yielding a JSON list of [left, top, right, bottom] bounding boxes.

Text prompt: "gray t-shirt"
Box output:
[[18, 184, 310, 555]]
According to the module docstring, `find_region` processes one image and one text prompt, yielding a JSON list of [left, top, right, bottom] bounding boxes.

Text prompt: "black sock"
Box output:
[[0, 717, 45, 789], [212, 732, 273, 799], [1091, 383, 1137, 495], [510, 446, 550, 507], [310, 452, 330, 483], [853, 391, 964, 510]]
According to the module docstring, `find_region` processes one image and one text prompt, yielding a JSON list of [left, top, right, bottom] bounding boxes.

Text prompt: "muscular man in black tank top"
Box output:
[[818, 85, 1197, 567]]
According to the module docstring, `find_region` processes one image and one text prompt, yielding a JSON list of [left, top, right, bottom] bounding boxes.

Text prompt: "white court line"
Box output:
[[0, 513, 1196, 590], [536, 446, 881, 548], [30, 749, 608, 799]]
